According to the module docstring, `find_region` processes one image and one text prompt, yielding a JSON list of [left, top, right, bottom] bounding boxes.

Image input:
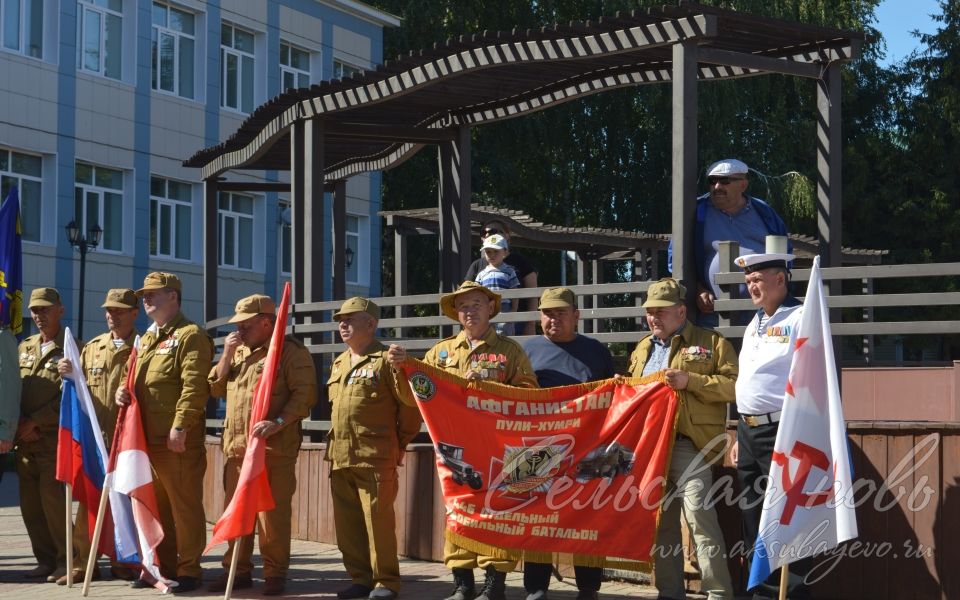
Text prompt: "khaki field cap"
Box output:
[[440, 281, 501, 321], [28, 287, 61, 308], [229, 294, 276, 323], [101, 288, 138, 309], [642, 278, 687, 308], [538, 287, 576, 310], [136, 271, 182, 295], [333, 297, 380, 321]]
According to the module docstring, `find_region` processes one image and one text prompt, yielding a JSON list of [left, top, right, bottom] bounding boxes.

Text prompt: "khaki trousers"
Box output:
[[654, 438, 733, 600], [150, 444, 207, 579], [330, 467, 401, 592], [444, 535, 517, 573], [221, 454, 297, 578], [16, 442, 67, 569]]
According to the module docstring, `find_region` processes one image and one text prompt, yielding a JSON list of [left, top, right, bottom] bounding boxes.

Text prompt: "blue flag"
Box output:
[[0, 186, 24, 339]]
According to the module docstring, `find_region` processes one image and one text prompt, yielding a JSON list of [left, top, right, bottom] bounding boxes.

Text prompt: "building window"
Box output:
[[1, 0, 43, 58], [218, 192, 254, 269], [333, 59, 362, 80], [278, 202, 291, 275], [150, 176, 192, 260], [151, 2, 195, 99], [220, 22, 254, 113], [77, 0, 123, 79], [0, 148, 41, 242], [74, 162, 123, 252], [345, 214, 362, 284], [280, 42, 309, 91]]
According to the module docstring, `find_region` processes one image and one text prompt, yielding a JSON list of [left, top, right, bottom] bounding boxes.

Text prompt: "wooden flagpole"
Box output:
[[65, 482, 74, 588], [223, 536, 243, 600], [82, 482, 111, 596], [778, 564, 789, 600]]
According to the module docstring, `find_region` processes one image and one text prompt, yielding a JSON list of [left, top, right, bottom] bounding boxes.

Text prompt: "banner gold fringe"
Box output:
[[446, 530, 653, 572]]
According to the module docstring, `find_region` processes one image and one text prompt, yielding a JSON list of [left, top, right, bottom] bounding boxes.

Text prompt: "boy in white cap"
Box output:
[[733, 236, 811, 599], [473, 233, 520, 335], [668, 158, 790, 326]]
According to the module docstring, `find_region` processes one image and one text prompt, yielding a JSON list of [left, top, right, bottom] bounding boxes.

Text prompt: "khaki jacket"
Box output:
[[326, 340, 421, 470], [18, 328, 67, 447], [208, 335, 318, 459], [628, 321, 737, 462], [131, 313, 214, 447], [80, 330, 137, 445], [422, 327, 539, 387]]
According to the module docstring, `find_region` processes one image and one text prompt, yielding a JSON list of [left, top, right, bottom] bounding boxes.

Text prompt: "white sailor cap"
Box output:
[[735, 252, 795, 273]]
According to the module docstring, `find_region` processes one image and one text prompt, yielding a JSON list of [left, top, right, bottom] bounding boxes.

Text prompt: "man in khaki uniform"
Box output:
[[56, 288, 139, 584], [17, 288, 69, 581], [628, 278, 736, 600], [326, 297, 421, 600], [207, 294, 318, 596], [388, 281, 538, 600], [115, 272, 213, 592]]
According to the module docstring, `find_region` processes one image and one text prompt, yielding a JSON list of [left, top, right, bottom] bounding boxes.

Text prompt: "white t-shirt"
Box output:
[[736, 302, 803, 415]]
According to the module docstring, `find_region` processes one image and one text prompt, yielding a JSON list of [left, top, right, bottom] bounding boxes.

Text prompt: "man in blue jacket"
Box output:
[[669, 159, 789, 327]]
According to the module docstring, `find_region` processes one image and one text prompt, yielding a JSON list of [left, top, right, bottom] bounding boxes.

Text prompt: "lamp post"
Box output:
[[65, 220, 102, 340]]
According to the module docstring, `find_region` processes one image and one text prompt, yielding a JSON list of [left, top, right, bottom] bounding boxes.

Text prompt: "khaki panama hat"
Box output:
[[28, 287, 61, 308], [136, 272, 182, 295], [538, 287, 576, 310], [439, 281, 501, 321], [642, 278, 687, 308]]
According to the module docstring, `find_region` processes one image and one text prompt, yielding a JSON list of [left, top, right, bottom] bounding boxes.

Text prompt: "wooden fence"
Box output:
[[202, 422, 960, 600]]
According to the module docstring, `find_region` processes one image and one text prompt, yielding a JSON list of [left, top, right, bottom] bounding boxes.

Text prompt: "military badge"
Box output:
[[409, 371, 437, 401]]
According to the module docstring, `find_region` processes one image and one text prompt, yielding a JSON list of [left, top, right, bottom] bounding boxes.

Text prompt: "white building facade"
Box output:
[[0, 0, 397, 336]]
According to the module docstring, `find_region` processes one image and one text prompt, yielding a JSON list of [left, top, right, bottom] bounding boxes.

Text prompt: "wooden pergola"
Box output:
[[185, 1, 864, 323]]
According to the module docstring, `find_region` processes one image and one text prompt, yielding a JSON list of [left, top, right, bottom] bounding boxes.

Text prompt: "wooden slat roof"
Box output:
[[184, 1, 863, 180], [380, 204, 888, 264]]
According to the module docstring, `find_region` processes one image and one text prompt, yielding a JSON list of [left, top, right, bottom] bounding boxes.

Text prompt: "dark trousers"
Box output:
[[736, 420, 811, 599], [523, 562, 601, 593]]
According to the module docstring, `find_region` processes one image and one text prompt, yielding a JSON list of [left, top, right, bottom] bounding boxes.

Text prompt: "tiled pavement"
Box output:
[[0, 473, 702, 599]]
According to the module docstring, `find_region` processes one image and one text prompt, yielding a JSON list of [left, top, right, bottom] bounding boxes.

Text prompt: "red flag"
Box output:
[[206, 282, 291, 551], [108, 342, 175, 592]]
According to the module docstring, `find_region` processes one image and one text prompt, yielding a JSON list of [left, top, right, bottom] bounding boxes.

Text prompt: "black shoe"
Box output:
[[172, 576, 200, 593], [474, 567, 506, 600], [337, 583, 373, 599], [445, 568, 476, 600], [575, 592, 599, 600], [369, 587, 398, 599], [130, 578, 152, 589]]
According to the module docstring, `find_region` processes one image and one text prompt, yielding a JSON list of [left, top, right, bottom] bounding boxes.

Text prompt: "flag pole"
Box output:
[[778, 564, 789, 600], [65, 482, 74, 588], [82, 481, 111, 596], [223, 536, 243, 600]]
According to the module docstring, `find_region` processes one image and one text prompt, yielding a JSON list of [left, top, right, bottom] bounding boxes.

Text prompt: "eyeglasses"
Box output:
[[482, 228, 501, 236], [707, 176, 745, 186]]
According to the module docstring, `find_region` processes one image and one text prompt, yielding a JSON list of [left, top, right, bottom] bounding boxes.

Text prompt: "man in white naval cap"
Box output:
[[732, 236, 811, 599], [669, 158, 791, 327]]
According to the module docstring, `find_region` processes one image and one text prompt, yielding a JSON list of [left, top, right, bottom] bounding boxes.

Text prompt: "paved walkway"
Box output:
[[0, 473, 698, 599]]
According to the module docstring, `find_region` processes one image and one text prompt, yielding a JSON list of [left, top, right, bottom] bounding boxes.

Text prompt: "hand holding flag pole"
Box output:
[[208, 282, 291, 600]]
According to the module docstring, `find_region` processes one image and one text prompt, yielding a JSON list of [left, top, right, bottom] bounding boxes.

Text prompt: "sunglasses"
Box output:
[[482, 228, 501, 236], [707, 176, 745, 186]]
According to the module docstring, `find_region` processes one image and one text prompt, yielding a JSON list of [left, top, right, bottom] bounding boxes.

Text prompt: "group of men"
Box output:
[[3, 156, 805, 600], [7, 273, 319, 597]]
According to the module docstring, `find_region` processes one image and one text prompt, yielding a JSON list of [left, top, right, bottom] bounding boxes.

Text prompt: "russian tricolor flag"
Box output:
[[55, 327, 115, 557], [107, 341, 175, 593]]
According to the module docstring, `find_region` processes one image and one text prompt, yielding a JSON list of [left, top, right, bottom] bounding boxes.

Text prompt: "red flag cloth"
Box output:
[[205, 282, 290, 551], [399, 361, 678, 567], [107, 343, 175, 592]]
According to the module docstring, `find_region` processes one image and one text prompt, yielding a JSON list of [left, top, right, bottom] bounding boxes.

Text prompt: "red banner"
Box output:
[[400, 360, 678, 567]]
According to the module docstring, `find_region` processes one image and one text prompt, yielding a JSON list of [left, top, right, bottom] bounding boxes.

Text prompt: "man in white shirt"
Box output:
[[733, 242, 811, 599]]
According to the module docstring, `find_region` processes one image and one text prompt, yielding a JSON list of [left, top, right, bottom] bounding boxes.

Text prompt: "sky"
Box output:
[[874, 0, 941, 65]]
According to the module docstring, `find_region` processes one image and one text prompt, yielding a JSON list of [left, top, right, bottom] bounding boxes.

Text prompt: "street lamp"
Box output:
[[345, 246, 355, 269], [65, 219, 102, 340]]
